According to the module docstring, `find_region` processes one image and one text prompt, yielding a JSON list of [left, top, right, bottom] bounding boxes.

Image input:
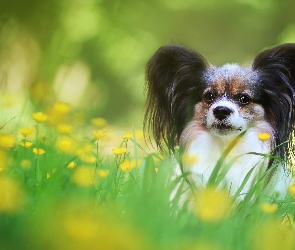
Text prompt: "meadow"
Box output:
[[1, 1, 295, 249], [0, 93, 295, 250]]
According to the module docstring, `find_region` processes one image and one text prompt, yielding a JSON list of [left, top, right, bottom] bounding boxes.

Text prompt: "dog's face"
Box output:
[[195, 64, 265, 137]]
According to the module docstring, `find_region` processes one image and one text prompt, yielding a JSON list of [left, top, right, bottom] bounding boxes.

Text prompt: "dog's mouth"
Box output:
[[209, 122, 242, 135], [215, 124, 233, 131]]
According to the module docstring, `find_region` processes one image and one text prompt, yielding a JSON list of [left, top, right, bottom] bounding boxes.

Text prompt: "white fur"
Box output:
[[180, 126, 293, 200], [185, 126, 270, 198], [180, 122, 293, 201], [204, 64, 256, 84]]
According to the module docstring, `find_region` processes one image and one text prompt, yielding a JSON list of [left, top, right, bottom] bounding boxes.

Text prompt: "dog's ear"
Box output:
[[252, 43, 295, 82], [144, 45, 209, 152], [252, 43, 295, 159]]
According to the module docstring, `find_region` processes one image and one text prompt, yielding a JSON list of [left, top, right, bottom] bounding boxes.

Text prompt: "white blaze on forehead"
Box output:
[[204, 63, 255, 83]]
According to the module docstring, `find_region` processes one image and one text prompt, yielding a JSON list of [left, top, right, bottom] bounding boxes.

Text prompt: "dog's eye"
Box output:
[[204, 92, 215, 103], [239, 94, 251, 105]]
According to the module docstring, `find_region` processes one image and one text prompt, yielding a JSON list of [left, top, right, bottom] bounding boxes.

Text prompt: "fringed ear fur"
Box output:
[[252, 43, 295, 160], [144, 45, 209, 153]]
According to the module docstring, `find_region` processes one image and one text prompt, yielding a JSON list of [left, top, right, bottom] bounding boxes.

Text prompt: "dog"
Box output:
[[144, 43, 295, 201]]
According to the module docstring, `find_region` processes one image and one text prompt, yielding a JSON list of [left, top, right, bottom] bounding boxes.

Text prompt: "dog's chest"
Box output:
[[184, 130, 271, 196]]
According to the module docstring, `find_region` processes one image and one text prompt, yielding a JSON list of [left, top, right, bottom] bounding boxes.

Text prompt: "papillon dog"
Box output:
[[144, 43, 295, 200]]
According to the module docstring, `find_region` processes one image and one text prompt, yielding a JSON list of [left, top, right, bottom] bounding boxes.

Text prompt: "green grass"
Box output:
[[0, 102, 295, 250]]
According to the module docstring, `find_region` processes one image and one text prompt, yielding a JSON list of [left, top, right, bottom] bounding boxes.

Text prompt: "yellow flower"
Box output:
[[91, 117, 107, 128], [193, 187, 232, 222], [0, 176, 25, 213], [67, 161, 76, 169], [72, 166, 95, 187], [59, 209, 146, 249], [32, 112, 48, 122], [182, 153, 198, 166], [76, 144, 95, 163], [93, 130, 105, 140], [20, 141, 33, 148], [56, 124, 73, 135], [0, 134, 15, 149], [63, 215, 101, 241], [123, 132, 133, 140], [80, 155, 96, 164], [76, 143, 92, 155], [57, 138, 76, 154], [112, 147, 127, 155], [258, 133, 271, 141], [97, 170, 109, 178], [155, 168, 159, 173], [32, 148, 45, 156], [53, 102, 71, 114], [260, 202, 278, 214], [252, 220, 295, 250], [119, 160, 136, 172], [19, 127, 34, 137], [288, 183, 295, 196]]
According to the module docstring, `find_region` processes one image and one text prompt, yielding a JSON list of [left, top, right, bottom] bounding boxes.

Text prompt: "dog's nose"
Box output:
[[213, 106, 232, 120]]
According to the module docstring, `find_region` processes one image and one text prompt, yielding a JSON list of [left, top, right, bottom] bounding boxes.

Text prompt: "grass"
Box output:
[[0, 100, 295, 250]]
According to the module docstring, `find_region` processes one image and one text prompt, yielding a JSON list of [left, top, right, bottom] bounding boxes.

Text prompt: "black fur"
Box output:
[[144, 45, 209, 152]]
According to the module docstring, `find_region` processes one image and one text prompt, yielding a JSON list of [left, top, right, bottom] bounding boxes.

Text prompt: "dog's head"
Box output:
[[144, 44, 295, 158]]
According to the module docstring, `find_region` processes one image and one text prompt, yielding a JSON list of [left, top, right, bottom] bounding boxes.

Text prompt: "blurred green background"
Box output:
[[0, 0, 295, 128]]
